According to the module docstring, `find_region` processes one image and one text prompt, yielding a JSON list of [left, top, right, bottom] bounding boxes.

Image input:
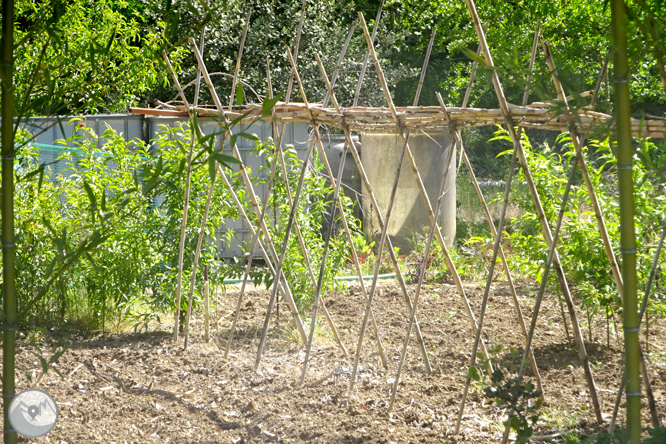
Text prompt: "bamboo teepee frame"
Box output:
[[148, 0, 666, 437]]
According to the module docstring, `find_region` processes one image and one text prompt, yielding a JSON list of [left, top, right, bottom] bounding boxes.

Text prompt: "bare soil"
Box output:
[[8, 280, 666, 443]]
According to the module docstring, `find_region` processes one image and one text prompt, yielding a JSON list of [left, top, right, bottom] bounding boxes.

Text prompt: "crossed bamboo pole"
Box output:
[[463, 0, 603, 431], [541, 39, 661, 427], [183, 42, 314, 354], [221, 16, 389, 366], [189, 43, 308, 344], [183, 11, 252, 349], [541, 40, 624, 304], [350, 12, 493, 391], [353, 0, 385, 107], [321, 23, 437, 374], [455, 19, 552, 428], [167, 12, 210, 342], [163, 50, 201, 344], [382, 27, 446, 408], [264, 0, 351, 358], [457, 20, 546, 398], [304, 24, 438, 385], [287, 46, 361, 383], [315, 52, 407, 372], [222, 59, 287, 360], [263, 48, 351, 359], [182, 25, 211, 349], [256, 0, 351, 355], [388, 94, 456, 412], [252, 6, 379, 362], [360, 14, 492, 376], [322, 20, 357, 108]]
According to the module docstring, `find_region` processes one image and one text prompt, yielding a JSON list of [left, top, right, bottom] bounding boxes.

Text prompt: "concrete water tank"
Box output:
[[361, 132, 456, 253]]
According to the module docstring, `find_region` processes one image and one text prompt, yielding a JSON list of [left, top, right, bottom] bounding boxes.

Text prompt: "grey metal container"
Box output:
[[22, 114, 145, 148], [147, 116, 311, 258], [360, 132, 456, 253]]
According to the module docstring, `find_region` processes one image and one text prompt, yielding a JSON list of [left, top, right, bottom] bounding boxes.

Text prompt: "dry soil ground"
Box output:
[[6, 279, 666, 443]]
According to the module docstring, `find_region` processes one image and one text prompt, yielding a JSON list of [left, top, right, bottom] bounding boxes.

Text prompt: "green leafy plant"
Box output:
[[487, 127, 666, 335], [483, 369, 543, 444]]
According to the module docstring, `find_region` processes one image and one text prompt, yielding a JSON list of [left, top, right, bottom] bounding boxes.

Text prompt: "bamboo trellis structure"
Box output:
[[143, 0, 666, 439]]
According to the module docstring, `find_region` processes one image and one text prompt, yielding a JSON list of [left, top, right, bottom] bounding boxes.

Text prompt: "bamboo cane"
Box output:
[[457, 22, 487, 173], [200, 9, 337, 353], [219, 166, 304, 359], [228, 11, 251, 110], [412, 29, 436, 107], [164, 51, 201, 344], [463, 0, 604, 426], [389, 98, 456, 412], [498, 45, 610, 415], [613, 22, 642, 425], [536, 22, 581, 344], [459, 146, 544, 399], [285, 0, 308, 105], [461, 25, 484, 110], [224, 225, 263, 358], [499, 149, 579, 444], [322, 20, 357, 108], [268, 0, 306, 328], [353, 0, 385, 107], [1, 0, 17, 438], [386, 33, 462, 407], [522, 20, 541, 107], [316, 34, 435, 373], [541, 39, 624, 304], [190, 41, 308, 343], [259, 56, 350, 359], [349, 125, 411, 392], [267, 58, 349, 358], [355, 13, 492, 387], [298, 148, 348, 382], [186, 31, 273, 354], [315, 51, 396, 371], [609, 227, 665, 433]]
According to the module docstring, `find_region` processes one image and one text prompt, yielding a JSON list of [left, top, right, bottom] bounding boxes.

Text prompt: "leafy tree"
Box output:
[[12, 0, 171, 115]]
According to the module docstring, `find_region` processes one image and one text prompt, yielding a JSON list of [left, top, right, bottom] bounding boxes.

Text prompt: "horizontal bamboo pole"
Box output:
[[137, 103, 666, 139]]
